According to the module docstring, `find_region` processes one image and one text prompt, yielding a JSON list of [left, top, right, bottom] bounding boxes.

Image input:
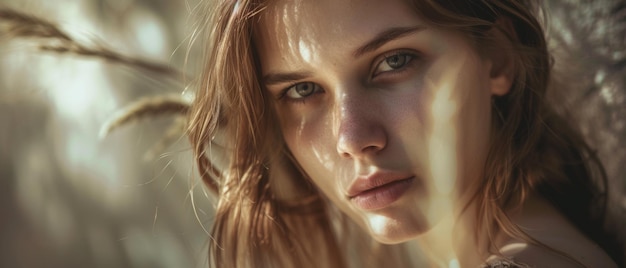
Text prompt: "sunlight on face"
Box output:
[[368, 214, 392, 235], [298, 39, 314, 64], [449, 258, 461, 268], [427, 65, 460, 196], [256, 0, 499, 244]]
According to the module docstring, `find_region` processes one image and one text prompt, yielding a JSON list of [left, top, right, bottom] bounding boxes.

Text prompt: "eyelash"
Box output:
[[277, 82, 323, 104], [371, 50, 419, 79], [276, 50, 419, 104]]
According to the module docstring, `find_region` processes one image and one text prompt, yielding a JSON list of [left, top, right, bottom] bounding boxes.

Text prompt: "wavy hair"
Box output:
[[187, 0, 623, 267], [406, 1, 622, 264]]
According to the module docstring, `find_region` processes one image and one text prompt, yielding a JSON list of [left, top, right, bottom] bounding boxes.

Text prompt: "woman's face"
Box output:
[[256, 0, 511, 243]]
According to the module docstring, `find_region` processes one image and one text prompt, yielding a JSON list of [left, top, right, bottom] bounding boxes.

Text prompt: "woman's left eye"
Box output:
[[373, 52, 416, 76]]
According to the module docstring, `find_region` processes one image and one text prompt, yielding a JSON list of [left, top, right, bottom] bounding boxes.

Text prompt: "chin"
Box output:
[[364, 212, 430, 244]]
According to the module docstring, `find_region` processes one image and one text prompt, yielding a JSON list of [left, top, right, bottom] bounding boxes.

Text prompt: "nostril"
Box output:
[[362, 144, 383, 153]]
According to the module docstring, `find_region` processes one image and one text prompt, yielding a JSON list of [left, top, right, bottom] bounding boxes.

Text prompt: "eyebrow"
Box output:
[[353, 26, 425, 58], [263, 71, 313, 87]]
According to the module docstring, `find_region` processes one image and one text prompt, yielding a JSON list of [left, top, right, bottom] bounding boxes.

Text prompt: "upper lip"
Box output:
[[346, 171, 414, 198]]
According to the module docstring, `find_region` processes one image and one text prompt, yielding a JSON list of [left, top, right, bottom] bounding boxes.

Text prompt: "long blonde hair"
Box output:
[[187, 0, 622, 267]]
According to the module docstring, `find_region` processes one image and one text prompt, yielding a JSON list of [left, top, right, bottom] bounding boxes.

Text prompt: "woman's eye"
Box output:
[[283, 82, 322, 100], [373, 52, 416, 76]]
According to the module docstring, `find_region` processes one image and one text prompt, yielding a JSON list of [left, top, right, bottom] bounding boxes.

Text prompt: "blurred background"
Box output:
[[0, 0, 213, 267], [0, 0, 624, 267]]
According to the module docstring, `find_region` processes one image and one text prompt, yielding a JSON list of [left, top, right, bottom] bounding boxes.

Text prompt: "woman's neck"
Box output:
[[412, 200, 497, 267]]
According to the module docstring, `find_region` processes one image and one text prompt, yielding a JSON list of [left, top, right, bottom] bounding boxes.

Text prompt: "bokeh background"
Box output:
[[0, 0, 213, 267], [0, 0, 624, 267]]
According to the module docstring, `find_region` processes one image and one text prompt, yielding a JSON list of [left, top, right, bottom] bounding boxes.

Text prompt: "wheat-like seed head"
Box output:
[[1, 6, 198, 162], [100, 94, 191, 139], [0, 7, 183, 78], [0, 8, 71, 40]]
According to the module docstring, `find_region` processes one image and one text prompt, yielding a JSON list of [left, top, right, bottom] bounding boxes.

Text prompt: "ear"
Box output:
[[487, 18, 517, 97]]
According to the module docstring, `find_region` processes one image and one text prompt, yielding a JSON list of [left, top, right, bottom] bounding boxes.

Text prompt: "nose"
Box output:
[[336, 93, 388, 159]]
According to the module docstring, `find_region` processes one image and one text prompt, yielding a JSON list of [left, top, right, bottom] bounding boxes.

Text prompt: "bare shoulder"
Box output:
[[492, 241, 617, 268], [496, 196, 619, 268]]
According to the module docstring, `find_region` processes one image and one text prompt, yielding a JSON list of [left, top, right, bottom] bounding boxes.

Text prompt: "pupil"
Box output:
[[296, 83, 313, 96], [387, 55, 405, 69]]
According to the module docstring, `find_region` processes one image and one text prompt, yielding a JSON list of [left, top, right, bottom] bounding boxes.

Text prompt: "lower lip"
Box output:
[[350, 177, 415, 211]]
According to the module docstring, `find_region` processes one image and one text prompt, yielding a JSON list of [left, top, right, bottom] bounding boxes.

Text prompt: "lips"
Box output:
[[347, 172, 415, 211]]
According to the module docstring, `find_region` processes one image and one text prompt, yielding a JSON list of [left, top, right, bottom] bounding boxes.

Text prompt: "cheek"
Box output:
[[423, 55, 493, 196], [457, 92, 492, 188], [280, 114, 368, 222], [278, 109, 342, 193]]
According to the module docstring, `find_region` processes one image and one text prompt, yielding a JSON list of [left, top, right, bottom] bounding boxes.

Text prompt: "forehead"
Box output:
[[258, 0, 419, 33], [254, 0, 423, 72]]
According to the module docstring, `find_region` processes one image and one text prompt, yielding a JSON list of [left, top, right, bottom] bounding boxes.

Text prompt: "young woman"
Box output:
[[187, 0, 624, 267]]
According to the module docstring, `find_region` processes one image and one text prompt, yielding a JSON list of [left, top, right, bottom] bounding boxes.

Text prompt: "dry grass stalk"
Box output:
[[143, 117, 188, 161], [0, 8, 71, 40], [0, 7, 198, 161], [100, 94, 190, 139], [0, 7, 183, 78]]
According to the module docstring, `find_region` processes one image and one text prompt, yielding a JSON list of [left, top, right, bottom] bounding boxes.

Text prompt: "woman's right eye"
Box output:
[[281, 82, 322, 101]]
